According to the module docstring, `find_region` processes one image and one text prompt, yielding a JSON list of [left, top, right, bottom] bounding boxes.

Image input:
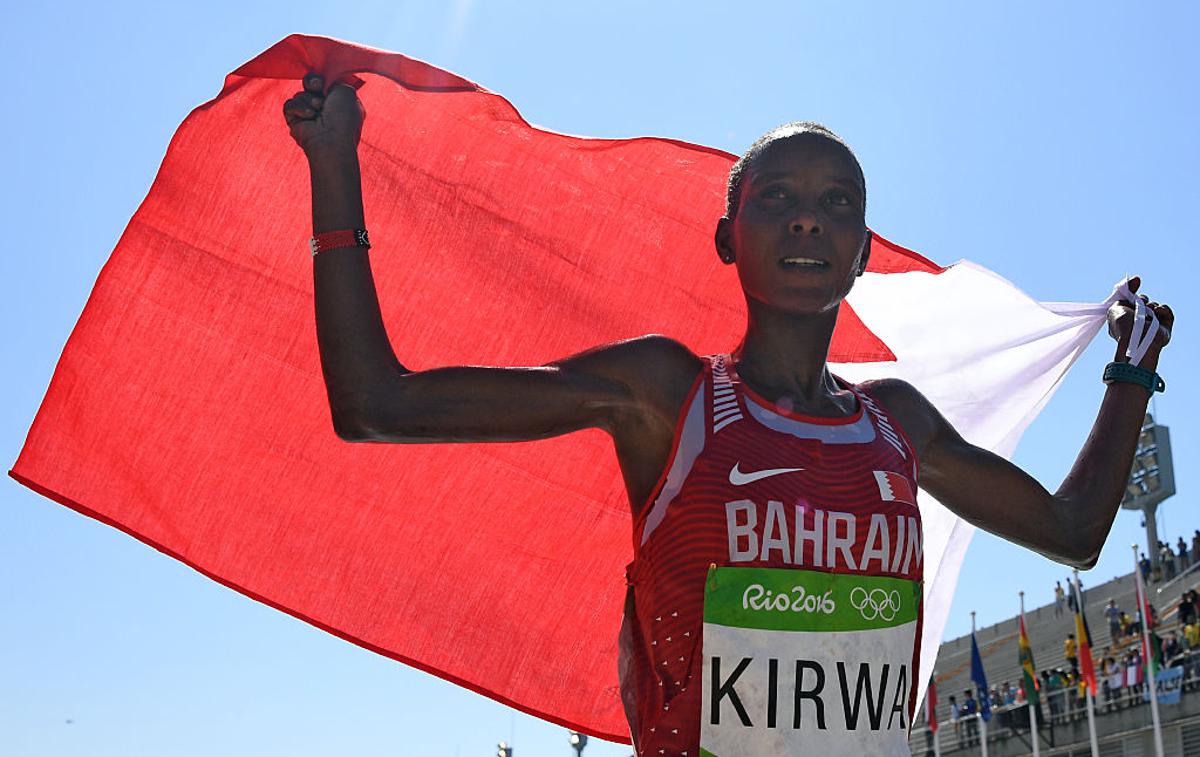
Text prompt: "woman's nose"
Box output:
[[792, 214, 820, 235], [789, 211, 822, 235]]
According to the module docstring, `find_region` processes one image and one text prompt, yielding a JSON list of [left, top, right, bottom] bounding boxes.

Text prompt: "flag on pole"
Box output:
[[971, 630, 993, 722], [1019, 614, 1040, 705], [1133, 547, 1167, 757], [1134, 556, 1163, 677], [1072, 580, 1098, 696], [9, 34, 1122, 740]]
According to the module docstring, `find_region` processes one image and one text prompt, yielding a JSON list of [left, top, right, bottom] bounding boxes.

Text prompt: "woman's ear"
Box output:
[[715, 216, 736, 264], [856, 229, 872, 276]]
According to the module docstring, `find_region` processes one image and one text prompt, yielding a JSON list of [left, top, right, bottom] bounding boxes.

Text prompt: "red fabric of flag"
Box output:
[[11, 34, 941, 740], [927, 678, 939, 733]]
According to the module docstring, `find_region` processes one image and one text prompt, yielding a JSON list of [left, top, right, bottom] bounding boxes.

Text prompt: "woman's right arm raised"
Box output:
[[284, 75, 699, 446]]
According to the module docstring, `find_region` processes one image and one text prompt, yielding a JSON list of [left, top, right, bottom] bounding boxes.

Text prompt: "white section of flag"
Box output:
[[836, 261, 1112, 710]]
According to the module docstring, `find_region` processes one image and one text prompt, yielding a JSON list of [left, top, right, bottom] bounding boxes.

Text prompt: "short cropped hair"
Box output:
[[725, 122, 865, 217]]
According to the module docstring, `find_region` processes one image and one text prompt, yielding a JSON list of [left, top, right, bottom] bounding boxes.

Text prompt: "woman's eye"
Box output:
[[762, 187, 789, 200], [825, 191, 851, 206]]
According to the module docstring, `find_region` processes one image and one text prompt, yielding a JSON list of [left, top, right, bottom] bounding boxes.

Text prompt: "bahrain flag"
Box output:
[[11, 35, 1118, 740]]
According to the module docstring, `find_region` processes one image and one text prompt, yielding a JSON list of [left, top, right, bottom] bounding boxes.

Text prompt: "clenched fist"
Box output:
[[1107, 276, 1174, 366], [284, 74, 365, 157]]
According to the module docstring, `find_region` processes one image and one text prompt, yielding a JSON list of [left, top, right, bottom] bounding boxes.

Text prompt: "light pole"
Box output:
[[569, 731, 588, 757], [1120, 413, 1175, 570]]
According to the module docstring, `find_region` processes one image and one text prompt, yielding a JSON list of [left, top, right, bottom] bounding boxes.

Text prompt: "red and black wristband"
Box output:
[[310, 228, 370, 256]]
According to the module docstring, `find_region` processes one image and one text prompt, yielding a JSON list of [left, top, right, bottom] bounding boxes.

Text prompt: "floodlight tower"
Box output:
[[1119, 413, 1176, 569]]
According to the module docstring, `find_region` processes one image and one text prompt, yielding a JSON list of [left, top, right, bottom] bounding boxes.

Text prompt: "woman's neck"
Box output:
[[732, 298, 854, 414]]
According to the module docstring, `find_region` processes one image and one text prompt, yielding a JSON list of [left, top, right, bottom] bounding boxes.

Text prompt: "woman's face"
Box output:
[[717, 134, 868, 316]]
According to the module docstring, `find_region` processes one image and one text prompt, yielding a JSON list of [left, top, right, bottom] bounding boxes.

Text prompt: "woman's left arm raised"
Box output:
[[867, 278, 1173, 568]]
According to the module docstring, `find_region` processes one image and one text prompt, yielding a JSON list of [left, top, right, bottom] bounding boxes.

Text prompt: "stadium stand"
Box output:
[[911, 563, 1200, 756]]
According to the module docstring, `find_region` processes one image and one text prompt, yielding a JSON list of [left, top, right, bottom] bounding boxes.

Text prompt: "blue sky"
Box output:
[[3, 2, 1197, 755]]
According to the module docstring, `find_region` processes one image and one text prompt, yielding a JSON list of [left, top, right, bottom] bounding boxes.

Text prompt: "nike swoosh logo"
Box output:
[[728, 462, 806, 486]]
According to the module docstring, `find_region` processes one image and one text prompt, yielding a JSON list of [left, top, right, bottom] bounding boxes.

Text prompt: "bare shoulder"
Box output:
[[553, 334, 703, 425], [552, 334, 701, 389], [857, 377, 949, 459]]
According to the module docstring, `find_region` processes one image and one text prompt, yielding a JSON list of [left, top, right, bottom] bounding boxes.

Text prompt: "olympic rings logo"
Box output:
[[849, 586, 902, 622]]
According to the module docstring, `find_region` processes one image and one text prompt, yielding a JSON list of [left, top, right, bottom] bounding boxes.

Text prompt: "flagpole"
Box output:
[[1084, 687, 1100, 757], [1134, 544, 1166, 757], [973, 611, 988, 757], [1074, 569, 1100, 757], [1020, 591, 1041, 757], [931, 687, 942, 757]]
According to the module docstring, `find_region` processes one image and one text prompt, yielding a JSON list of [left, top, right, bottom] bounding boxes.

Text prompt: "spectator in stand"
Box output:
[[1119, 611, 1133, 641], [1184, 619, 1199, 650], [1076, 673, 1088, 716], [1123, 651, 1137, 699], [1165, 631, 1182, 661], [1065, 671, 1075, 719], [1067, 669, 1081, 719], [1105, 656, 1123, 710], [1127, 648, 1144, 696], [1042, 670, 1060, 720], [1188, 590, 1200, 621], [1132, 606, 1144, 637], [1100, 656, 1111, 708], [1054, 581, 1066, 617], [1060, 671, 1080, 719], [1178, 536, 1191, 572], [1065, 672, 1078, 720], [1180, 592, 1197, 627], [1140, 551, 1152, 582], [1065, 633, 1079, 673], [1067, 576, 1079, 612], [993, 686, 1012, 729], [1161, 542, 1177, 581], [962, 690, 979, 744], [1191, 530, 1200, 567], [949, 694, 960, 746], [1105, 598, 1123, 644]]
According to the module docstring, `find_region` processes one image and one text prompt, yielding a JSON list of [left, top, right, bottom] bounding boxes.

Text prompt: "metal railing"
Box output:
[[1154, 558, 1200, 597], [909, 653, 1200, 754]]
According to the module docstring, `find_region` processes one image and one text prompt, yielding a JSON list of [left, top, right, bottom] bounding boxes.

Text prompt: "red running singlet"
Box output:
[[619, 355, 923, 757]]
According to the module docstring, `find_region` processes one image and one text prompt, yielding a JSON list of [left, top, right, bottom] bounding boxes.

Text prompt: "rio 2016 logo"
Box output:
[[742, 583, 836, 615], [850, 586, 902, 621]]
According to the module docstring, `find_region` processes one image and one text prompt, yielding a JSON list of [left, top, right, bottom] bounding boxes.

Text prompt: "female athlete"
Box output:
[[285, 74, 1173, 756]]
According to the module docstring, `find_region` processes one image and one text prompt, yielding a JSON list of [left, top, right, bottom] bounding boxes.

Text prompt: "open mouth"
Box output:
[[778, 256, 829, 269]]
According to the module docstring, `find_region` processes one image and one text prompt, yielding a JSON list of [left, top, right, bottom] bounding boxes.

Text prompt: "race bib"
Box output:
[[700, 566, 920, 757]]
